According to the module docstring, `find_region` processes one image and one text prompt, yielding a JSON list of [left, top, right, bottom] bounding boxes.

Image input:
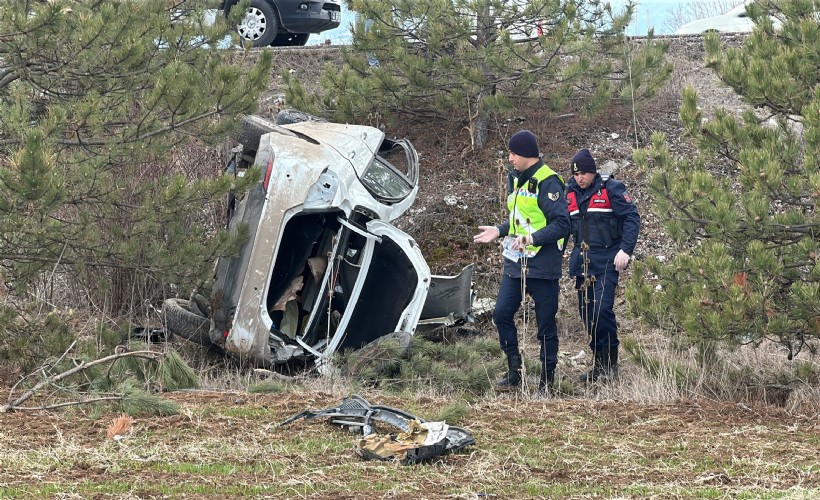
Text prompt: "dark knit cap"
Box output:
[[571, 148, 597, 174], [508, 130, 539, 158]]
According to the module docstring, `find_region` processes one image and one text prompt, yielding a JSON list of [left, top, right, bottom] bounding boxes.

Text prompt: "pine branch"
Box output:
[[1, 349, 164, 413]]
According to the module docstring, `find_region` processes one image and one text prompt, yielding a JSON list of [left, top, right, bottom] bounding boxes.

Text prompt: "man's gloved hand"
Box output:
[[614, 250, 630, 272]]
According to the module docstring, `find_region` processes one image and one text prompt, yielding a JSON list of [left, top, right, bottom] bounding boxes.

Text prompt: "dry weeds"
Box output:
[[0, 389, 817, 498]]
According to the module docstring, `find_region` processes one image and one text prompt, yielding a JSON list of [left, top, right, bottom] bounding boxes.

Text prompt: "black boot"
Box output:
[[580, 349, 610, 383], [539, 369, 555, 396], [496, 353, 522, 391], [609, 345, 619, 380]]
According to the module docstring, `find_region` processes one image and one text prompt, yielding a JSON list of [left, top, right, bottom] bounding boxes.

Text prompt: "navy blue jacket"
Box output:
[[497, 161, 570, 280], [567, 175, 640, 277]]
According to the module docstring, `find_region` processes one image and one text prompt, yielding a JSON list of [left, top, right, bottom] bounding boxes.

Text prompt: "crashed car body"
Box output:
[[164, 114, 472, 370]]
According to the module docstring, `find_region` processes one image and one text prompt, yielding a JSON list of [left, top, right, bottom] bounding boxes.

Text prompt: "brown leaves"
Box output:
[[107, 414, 134, 441], [732, 272, 747, 288]]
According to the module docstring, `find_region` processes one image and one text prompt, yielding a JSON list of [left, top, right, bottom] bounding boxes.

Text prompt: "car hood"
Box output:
[[280, 121, 386, 176]]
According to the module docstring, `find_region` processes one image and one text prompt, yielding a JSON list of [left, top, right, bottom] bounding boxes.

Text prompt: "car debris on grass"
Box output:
[[279, 394, 476, 464]]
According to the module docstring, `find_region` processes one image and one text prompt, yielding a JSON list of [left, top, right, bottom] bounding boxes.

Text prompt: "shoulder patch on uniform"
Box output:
[[548, 191, 560, 201]]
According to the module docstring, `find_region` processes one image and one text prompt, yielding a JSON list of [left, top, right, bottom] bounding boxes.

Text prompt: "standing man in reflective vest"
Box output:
[[566, 148, 640, 383], [473, 130, 570, 395]]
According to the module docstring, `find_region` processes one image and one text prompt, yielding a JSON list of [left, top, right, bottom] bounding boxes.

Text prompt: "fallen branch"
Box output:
[[2, 350, 164, 413], [11, 396, 125, 412]]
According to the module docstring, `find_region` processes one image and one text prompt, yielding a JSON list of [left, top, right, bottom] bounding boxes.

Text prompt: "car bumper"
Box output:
[[279, 1, 341, 34]]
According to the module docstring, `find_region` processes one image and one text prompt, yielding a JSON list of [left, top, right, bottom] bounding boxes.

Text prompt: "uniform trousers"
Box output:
[[575, 272, 619, 350], [493, 274, 560, 371]]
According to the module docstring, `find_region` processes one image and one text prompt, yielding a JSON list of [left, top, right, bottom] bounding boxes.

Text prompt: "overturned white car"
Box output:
[[162, 112, 473, 370]]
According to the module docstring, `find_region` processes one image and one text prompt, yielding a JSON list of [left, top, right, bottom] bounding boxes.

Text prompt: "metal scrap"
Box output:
[[279, 394, 475, 464]]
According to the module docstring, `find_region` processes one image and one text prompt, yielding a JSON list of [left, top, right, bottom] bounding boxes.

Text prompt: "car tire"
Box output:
[[235, 114, 278, 152], [161, 298, 212, 346], [229, 0, 279, 48]]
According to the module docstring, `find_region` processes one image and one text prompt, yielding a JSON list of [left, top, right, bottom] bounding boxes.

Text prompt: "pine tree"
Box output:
[[284, 0, 671, 149], [630, 0, 820, 359], [0, 0, 272, 318]]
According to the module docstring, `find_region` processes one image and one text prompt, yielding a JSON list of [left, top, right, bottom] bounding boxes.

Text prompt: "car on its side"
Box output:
[[162, 112, 474, 371], [675, 1, 780, 34], [221, 0, 342, 47]]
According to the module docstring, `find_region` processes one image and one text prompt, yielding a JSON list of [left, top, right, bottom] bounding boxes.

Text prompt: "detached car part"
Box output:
[[279, 394, 475, 464]]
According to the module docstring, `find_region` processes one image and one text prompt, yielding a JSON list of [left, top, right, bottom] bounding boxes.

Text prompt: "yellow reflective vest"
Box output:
[[507, 164, 564, 257]]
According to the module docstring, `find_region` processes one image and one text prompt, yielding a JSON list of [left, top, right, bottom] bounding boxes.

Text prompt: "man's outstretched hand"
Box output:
[[473, 226, 500, 244]]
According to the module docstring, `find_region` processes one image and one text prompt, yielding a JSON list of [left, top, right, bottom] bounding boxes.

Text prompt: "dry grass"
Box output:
[[0, 388, 817, 498]]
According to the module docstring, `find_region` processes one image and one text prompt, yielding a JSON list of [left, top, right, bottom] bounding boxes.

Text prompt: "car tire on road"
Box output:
[[162, 298, 212, 346], [229, 0, 279, 48]]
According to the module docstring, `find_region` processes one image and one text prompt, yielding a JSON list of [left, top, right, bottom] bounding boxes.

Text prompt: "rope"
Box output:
[[581, 240, 593, 337]]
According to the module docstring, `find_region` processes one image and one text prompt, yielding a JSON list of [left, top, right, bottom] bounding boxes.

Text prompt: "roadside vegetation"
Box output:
[[1, 388, 818, 497], [285, 0, 671, 149], [0, 0, 270, 395]]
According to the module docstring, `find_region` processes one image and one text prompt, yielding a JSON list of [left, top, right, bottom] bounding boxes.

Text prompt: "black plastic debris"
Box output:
[[129, 327, 168, 344]]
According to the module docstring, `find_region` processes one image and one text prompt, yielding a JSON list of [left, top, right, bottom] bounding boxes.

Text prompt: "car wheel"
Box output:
[[235, 114, 278, 152], [161, 298, 212, 346], [232, 0, 279, 48]]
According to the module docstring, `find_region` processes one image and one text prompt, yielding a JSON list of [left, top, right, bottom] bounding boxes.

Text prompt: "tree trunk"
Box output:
[[471, 108, 490, 150]]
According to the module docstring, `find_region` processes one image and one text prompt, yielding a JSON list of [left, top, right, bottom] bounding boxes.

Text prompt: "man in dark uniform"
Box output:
[[473, 130, 570, 394], [566, 148, 640, 382]]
